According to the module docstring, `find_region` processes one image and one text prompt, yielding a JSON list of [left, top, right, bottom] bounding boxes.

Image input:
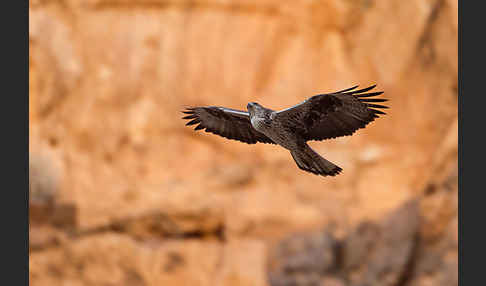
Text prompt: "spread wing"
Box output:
[[275, 85, 388, 141], [182, 106, 275, 144]]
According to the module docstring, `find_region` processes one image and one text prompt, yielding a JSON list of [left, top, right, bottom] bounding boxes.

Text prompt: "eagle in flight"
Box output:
[[182, 85, 388, 177]]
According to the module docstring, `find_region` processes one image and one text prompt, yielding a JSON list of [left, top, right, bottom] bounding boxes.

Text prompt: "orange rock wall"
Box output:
[[29, 0, 458, 285]]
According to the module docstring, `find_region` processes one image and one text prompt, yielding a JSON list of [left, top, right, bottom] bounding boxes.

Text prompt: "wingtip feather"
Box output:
[[356, 91, 384, 98], [185, 118, 200, 126], [335, 85, 359, 93], [370, 109, 386, 115], [367, 104, 389, 109], [359, 98, 388, 103], [350, 84, 377, 94]]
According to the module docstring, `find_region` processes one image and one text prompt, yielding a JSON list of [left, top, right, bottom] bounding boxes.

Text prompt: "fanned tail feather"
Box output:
[[290, 145, 342, 177]]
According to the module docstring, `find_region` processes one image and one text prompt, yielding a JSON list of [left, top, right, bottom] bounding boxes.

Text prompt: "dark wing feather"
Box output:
[[182, 106, 275, 144], [275, 85, 388, 141]]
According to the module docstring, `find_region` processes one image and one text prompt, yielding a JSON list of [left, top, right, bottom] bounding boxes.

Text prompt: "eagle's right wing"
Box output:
[[275, 85, 388, 141], [182, 106, 275, 144]]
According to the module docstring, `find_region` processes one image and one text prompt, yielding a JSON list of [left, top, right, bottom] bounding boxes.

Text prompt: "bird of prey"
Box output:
[[182, 85, 388, 177]]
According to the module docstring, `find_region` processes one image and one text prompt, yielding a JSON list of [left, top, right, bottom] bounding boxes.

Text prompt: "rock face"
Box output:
[[268, 179, 458, 286], [29, 0, 457, 285]]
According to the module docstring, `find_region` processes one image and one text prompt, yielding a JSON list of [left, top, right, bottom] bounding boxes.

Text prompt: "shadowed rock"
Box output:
[[268, 200, 423, 286]]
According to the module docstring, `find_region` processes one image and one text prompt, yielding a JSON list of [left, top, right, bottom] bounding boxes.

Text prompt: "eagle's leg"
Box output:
[[290, 144, 342, 176]]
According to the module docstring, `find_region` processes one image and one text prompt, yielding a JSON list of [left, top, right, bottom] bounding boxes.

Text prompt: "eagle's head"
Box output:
[[247, 102, 263, 115], [247, 102, 272, 121], [247, 102, 259, 109]]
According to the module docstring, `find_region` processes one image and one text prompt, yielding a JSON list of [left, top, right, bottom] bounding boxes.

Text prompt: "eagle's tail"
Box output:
[[290, 145, 342, 177]]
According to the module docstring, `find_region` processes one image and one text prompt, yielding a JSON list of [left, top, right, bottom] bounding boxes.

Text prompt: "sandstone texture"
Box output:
[[29, 0, 457, 285]]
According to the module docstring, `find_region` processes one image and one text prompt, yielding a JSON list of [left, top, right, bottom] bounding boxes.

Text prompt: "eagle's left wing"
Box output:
[[182, 106, 275, 144], [275, 85, 388, 141]]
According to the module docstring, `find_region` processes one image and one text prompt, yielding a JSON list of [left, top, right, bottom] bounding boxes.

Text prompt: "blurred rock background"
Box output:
[[29, 0, 457, 285]]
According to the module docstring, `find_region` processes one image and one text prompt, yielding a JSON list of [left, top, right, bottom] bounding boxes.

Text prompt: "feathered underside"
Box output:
[[181, 106, 275, 144], [275, 84, 388, 141]]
